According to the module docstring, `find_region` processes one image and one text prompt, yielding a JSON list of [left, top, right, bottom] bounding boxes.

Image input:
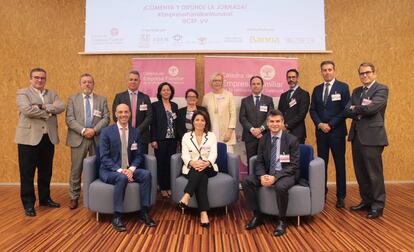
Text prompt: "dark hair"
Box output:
[[191, 110, 211, 133], [359, 62, 376, 73], [156, 82, 175, 100], [249, 75, 264, 86], [79, 73, 94, 84], [320, 60, 336, 70], [185, 88, 199, 98], [286, 69, 299, 77], [129, 70, 140, 77], [30, 67, 46, 78], [267, 109, 284, 120]]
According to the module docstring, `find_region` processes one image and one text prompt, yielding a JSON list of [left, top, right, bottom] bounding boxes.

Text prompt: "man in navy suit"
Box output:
[[99, 103, 156, 232], [310, 61, 350, 208]]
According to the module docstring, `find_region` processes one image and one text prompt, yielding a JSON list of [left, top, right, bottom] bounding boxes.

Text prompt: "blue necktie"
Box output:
[[323, 83, 330, 105], [85, 95, 92, 128], [255, 96, 260, 111], [270, 136, 278, 173]]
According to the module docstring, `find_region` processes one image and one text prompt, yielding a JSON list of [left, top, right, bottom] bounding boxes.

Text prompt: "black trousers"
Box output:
[[245, 139, 259, 174], [154, 139, 177, 190], [352, 131, 385, 210], [184, 167, 217, 211], [242, 174, 295, 219], [316, 131, 346, 199], [18, 134, 54, 209]]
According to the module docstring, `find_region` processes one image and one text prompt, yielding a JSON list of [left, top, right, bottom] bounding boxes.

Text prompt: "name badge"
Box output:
[[259, 105, 268, 112], [289, 99, 297, 108], [201, 145, 211, 152], [172, 112, 177, 119], [131, 143, 138, 150], [217, 95, 225, 101], [139, 104, 148, 111], [280, 154, 290, 163], [93, 110, 102, 117], [331, 93, 341, 101], [362, 98, 372, 106]]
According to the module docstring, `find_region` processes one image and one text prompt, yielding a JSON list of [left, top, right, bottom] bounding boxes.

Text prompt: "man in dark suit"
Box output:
[[239, 76, 275, 172], [346, 62, 388, 219], [112, 70, 152, 154], [243, 109, 300, 237], [310, 60, 350, 208], [99, 103, 156, 232], [278, 69, 310, 144], [66, 73, 109, 209]]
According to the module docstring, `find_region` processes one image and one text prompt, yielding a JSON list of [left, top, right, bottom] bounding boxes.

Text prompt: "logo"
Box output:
[[198, 37, 207, 44], [260, 65, 276, 80], [110, 28, 119, 36], [172, 34, 183, 41], [168, 66, 179, 77]]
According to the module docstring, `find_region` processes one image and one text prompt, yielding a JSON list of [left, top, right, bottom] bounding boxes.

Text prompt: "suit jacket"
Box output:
[[15, 86, 65, 145], [255, 131, 300, 180], [239, 94, 274, 142], [176, 105, 208, 143], [181, 131, 219, 174], [278, 86, 310, 140], [150, 100, 179, 142], [202, 90, 236, 145], [346, 81, 388, 146], [309, 79, 350, 136], [65, 93, 109, 147], [112, 90, 152, 144], [99, 124, 144, 181]]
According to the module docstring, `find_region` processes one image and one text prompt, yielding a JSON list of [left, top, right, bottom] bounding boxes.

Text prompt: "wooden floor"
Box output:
[[0, 184, 413, 251]]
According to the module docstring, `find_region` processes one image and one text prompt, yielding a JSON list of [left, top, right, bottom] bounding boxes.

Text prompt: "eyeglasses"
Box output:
[[359, 71, 373, 76], [32, 76, 46, 81]]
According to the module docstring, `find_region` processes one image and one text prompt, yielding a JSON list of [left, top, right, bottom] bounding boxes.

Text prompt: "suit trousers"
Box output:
[[242, 174, 296, 218], [184, 167, 217, 211], [104, 169, 152, 213], [18, 134, 54, 208], [244, 139, 259, 174], [154, 139, 177, 190], [316, 131, 346, 199], [69, 138, 95, 200], [352, 131, 385, 209]]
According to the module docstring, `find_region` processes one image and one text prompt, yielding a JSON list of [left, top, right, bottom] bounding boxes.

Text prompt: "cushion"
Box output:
[[299, 144, 314, 182], [95, 146, 101, 175], [216, 142, 228, 173]]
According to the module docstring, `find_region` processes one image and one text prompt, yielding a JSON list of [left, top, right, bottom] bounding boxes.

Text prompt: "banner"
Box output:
[[204, 56, 299, 179]]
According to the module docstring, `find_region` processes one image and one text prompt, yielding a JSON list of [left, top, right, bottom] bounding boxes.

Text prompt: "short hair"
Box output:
[[359, 62, 376, 73], [129, 70, 140, 77], [156, 82, 175, 101], [249, 75, 264, 85], [267, 109, 284, 120], [30, 68, 46, 78], [286, 69, 299, 77], [210, 72, 224, 83], [79, 73, 94, 84], [185, 88, 199, 98], [320, 60, 335, 70], [191, 110, 211, 133]]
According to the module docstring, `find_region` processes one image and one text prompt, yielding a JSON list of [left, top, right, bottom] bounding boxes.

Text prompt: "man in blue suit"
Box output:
[[310, 61, 350, 208], [99, 103, 156, 232]]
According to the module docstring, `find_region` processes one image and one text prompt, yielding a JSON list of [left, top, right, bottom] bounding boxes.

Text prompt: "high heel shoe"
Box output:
[[200, 222, 210, 228], [178, 201, 188, 211]]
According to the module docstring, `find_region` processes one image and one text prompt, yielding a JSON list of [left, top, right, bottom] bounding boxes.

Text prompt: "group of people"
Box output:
[[15, 60, 388, 237]]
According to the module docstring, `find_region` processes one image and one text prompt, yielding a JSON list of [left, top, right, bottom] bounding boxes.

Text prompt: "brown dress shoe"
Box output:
[[69, 199, 78, 209]]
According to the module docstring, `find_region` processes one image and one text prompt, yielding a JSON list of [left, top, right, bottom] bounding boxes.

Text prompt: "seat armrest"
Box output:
[[170, 153, 183, 198], [248, 156, 257, 175], [82, 155, 97, 208], [308, 157, 325, 215], [144, 154, 157, 205], [227, 153, 240, 200]]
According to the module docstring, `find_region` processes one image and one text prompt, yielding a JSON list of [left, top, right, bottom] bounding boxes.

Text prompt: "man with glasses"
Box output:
[[15, 68, 65, 217], [346, 62, 388, 219]]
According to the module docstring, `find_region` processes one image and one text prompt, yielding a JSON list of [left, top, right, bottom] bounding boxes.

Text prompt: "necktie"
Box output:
[[85, 95, 92, 128], [121, 127, 128, 169], [288, 89, 294, 100], [270, 136, 278, 172], [323, 83, 330, 105], [255, 96, 260, 111], [131, 92, 137, 128], [360, 87, 369, 105]]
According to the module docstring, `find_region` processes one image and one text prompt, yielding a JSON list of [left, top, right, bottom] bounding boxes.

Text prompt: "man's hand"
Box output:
[[260, 175, 277, 187], [122, 169, 134, 182], [250, 128, 262, 137], [318, 123, 332, 133], [83, 128, 95, 139], [151, 141, 158, 149]]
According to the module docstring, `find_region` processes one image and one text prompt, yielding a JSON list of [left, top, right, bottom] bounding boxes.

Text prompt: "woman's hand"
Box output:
[[151, 141, 158, 149], [223, 129, 233, 142]]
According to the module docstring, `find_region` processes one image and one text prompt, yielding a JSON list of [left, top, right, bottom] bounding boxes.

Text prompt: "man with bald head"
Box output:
[[99, 103, 156, 232]]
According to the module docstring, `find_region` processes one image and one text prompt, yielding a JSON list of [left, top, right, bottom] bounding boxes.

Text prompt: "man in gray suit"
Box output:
[[239, 76, 275, 173], [15, 68, 65, 217], [346, 62, 389, 219], [66, 73, 110, 209]]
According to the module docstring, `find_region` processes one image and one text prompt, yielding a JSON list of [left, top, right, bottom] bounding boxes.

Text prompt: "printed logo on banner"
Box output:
[[260, 65, 276, 80], [168, 66, 179, 77], [110, 28, 119, 37]]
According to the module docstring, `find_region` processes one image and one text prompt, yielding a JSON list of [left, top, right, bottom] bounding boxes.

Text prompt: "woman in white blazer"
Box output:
[[202, 73, 236, 153], [178, 110, 218, 228]]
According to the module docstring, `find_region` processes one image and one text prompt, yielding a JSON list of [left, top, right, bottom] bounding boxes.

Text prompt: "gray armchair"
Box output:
[[170, 151, 240, 214], [248, 144, 325, 225], [82, 154, 157, 221]]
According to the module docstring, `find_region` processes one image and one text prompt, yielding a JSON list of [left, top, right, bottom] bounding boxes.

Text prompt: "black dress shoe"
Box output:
[[245, 216, 263, 230], [350, 202, 370, 211], [367, 209, 383, 219], [336, 198, 345, 208], [273, 220, 287, 236], [39, 199, 60, 208], [112, 217, 126, 232], [139, 213, 156, 227], [24, 207, 36, 217], [200, 222, 210, 228], [178, 201, 189, 211]]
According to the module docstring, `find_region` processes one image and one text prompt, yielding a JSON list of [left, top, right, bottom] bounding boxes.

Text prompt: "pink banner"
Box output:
[[204, 56, 298, 96], [132, 58, 196, 97]]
